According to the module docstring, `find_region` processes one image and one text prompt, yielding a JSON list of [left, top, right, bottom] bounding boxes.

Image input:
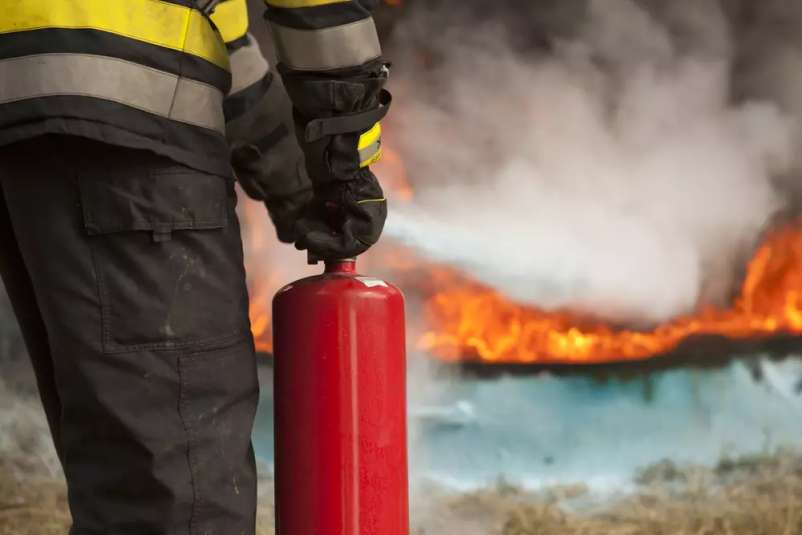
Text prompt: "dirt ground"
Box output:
[[3, 449, 802, 535]]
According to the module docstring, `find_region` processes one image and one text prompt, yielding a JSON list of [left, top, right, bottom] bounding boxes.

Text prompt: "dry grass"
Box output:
[[413, 451, 802, 535], [2, 451, 802, 535], [0, 472, 70, 535]]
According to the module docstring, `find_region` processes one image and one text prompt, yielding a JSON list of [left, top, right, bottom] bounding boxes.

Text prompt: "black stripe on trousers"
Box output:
[[0, 96, 233, 178], [0, 28, 231, 93]]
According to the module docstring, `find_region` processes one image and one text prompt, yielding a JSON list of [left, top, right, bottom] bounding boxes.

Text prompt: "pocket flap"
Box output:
[[79, 169, 229, 235]]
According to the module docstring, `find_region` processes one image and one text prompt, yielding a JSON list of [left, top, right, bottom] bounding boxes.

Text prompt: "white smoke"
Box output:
[[381, 0, 796, 327], [0, 377, 61, 479]]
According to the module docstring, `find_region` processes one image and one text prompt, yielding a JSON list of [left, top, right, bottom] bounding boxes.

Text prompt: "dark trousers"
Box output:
[[0, 136, 259, 535]]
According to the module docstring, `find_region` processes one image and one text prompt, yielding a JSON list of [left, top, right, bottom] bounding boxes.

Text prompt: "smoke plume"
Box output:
[[382, 0, 798, 327]]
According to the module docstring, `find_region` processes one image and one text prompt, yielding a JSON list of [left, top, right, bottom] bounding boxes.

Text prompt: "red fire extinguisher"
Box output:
[[272, 256, 409, 535]]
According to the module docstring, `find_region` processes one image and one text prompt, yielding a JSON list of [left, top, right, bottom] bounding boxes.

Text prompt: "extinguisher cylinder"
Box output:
[[272, 260, 409, 535]]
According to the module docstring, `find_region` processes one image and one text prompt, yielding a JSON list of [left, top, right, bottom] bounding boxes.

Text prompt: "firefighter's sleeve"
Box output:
[[212, 0, 313, 244], [263, 0, 391, 185]]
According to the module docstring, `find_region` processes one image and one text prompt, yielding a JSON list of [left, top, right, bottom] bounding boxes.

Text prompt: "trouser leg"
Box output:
[[0, 180, 63, 460], [0, 136, 259, 535]]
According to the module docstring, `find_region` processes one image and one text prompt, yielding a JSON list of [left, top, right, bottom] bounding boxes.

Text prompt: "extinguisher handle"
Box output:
[[307, 251, 322, 265]]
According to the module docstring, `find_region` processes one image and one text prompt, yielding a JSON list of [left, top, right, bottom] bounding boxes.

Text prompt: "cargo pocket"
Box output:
[[78, 167, 251, 353]]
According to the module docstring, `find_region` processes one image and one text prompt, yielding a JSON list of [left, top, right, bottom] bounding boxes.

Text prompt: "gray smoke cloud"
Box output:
[[381, 0, 799, 328]]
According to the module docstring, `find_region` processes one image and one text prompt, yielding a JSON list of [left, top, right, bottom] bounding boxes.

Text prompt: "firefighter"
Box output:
[[0, 0, 389, 533]]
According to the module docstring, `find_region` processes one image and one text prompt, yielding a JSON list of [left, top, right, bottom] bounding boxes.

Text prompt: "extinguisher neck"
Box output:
[[324, 259, 357, 274]]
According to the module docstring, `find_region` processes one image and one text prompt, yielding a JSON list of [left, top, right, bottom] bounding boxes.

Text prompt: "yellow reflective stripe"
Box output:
[[0, 54, 226, 134], [356, 198, 386, 204], [0, 0, 229, 70], [358, 123, 381, 150], [269, 17, 381, 71], [266, 0, 350, 7], [358, 123, 382, 168], [210, 0, 249, 43]]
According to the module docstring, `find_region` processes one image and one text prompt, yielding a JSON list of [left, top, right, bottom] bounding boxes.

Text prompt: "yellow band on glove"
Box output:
[[358, 123, 382, 168]]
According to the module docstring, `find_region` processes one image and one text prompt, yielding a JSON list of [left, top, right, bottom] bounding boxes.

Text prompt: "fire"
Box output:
[[242, 142, 802, 365], [242, 199, 280, 355], [417, 222, 802, 363]]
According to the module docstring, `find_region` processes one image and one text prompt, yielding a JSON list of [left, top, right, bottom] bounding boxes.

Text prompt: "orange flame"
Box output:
[[417, 223, 802, 363]]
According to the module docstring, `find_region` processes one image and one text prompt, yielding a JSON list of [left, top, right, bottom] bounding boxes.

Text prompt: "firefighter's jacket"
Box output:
[[0, 0, 383, 178]]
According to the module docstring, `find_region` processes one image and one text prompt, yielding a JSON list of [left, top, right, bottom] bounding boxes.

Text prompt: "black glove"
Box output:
[[279, 59, 392, 260], [231, 144, 312, 243], [294, 173, 387, 259]]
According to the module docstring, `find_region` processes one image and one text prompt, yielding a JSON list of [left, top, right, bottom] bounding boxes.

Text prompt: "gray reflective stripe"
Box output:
[[269, 17, 381, 71], [229, 33, 270, 95], [0, 54, 225, 134], [359, 136, 380, 166]]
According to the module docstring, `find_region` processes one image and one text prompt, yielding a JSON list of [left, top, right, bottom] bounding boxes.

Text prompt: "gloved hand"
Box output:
[[231, 144, 312, 243], [279, 59, 392, 260], [294, 172, 386, 259]]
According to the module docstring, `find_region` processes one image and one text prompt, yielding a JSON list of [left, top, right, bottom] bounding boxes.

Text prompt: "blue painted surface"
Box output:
[[253, 356, 802, 491]]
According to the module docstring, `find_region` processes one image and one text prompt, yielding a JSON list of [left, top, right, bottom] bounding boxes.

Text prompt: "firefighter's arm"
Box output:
[[263, 0, 391, 259], [212, 0, 313, 244]]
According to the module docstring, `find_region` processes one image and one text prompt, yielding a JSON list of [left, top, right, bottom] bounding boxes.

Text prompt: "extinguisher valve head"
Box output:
[[323, 259, 357, 274]]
